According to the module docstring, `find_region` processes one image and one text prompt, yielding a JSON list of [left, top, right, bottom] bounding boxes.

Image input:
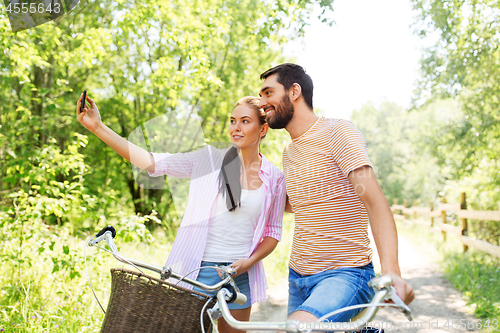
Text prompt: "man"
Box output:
[[258, 63, 414, 324]]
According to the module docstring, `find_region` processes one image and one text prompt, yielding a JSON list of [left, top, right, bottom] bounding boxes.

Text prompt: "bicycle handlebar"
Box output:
[[89, 226, 116, 246], [89, 226, 411, 332], [90, 228, 247, 303]]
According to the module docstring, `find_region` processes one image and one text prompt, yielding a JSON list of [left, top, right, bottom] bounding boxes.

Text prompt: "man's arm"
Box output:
[[348, 165, 415, 305], [285, 194, 293, 213]]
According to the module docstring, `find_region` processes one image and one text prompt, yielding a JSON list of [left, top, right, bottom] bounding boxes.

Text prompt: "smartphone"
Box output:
[[80, 90, 87, 113]]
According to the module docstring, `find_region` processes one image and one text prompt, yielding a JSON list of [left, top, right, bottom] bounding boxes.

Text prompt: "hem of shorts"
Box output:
[[288, 267, 367, 320], [228, 301, 252, 310], [289, 306, 323, 320]]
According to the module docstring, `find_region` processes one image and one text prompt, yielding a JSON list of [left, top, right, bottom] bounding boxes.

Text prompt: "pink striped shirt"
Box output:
[[148, 145, 286, 304]]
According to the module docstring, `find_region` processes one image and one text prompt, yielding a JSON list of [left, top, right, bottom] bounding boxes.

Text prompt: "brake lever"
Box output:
[[217, 265, 240, 293], [220, 265, 236, 276], [387, 286, 413, 321]]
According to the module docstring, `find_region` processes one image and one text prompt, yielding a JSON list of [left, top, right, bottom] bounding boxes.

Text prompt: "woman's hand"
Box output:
[[76, 93, 102, 133], [74, 93, 155, 171], [229, 258, 254, 278]]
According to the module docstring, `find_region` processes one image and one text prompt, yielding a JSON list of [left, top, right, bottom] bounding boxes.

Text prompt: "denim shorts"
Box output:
[[193, 261, 252, 309], [287, 262, 376, 322]]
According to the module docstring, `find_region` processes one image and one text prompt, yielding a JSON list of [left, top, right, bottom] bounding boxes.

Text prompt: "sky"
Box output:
[[284, 0, 423, 120]]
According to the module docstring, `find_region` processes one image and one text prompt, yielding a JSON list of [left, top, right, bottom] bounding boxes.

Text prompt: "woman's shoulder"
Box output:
[[260, 154, 284, 180], [189, 144, 230, 160]]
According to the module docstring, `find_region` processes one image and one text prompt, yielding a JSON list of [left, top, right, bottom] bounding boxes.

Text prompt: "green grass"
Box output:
[[395, 219, 500, 323], [442, 252, 500, 319], [0, 220, 174, 333]]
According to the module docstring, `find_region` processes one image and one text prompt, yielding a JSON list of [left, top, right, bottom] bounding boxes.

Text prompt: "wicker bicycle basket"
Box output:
[[100, 268, 216, 333]]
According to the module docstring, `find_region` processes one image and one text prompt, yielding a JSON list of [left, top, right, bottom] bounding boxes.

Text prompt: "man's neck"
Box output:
[[285, 106, 319, 139]]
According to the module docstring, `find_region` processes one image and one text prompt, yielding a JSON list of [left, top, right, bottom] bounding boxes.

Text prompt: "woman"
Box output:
[[76, 94, 286, 333]]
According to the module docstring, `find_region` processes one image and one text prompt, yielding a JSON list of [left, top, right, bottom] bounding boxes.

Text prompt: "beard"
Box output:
[[267, 94, 294, 129]]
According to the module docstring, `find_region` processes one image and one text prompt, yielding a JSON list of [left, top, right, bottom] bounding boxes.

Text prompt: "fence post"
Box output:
[[441, 197, 447, 242], [413, 199, 417, 219], [461, 192, 468, 252], [403, 199, 408, 220], [430, 201, 434, 227]]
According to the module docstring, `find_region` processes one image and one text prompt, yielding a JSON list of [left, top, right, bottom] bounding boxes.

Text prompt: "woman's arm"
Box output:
[[229, 237, 278, 278], [229, 174, 286, 277], [76, 94, 155, 172], [284, 194, 293, 213], [261, 175, 286, 240]]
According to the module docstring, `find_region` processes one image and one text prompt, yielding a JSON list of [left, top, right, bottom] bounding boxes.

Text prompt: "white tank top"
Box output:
[[203, 186, 264, 262]]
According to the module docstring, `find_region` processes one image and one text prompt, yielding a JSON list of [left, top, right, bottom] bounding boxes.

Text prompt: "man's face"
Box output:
[[259, 74, 294, 129]]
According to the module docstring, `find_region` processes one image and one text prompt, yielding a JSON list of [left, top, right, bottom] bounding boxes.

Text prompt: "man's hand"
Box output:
[[388, 273, 414, 305]]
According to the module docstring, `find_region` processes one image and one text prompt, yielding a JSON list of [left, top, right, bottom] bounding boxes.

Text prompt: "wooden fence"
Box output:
[[391, 193, 500, 258]]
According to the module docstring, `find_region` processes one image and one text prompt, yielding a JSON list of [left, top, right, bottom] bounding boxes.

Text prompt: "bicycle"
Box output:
[[85, 226, 413, 333]]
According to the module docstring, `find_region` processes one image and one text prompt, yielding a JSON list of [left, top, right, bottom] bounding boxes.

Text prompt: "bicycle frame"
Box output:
[[213, 276, 397, 332], [89, 228, 412, 333]]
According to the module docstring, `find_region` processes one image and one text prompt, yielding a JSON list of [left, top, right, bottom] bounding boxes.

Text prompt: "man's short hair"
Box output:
[[260, 63, 314, 110]]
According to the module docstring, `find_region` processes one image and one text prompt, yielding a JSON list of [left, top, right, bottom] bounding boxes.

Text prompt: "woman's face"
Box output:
[[229, 104, 268, 150]]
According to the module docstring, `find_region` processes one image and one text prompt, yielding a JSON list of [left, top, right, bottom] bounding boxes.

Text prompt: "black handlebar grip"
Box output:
[[95, 226, 116, 238], [221, 283, 237, 303]]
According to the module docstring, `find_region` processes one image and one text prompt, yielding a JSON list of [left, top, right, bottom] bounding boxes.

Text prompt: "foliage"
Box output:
[[443, 251, 500, 320], [111, 210, 161, 244], [0, 0, 337, 329], [393, 0, 500, 244], [0, 213, 96, 331], [352, 98, 500, 243], [410, 0, 500, 178], [4, 134, 90, 225], [0, 0, 335, 228], [351, 101, 445, 206], [0, 207, 166, 332]]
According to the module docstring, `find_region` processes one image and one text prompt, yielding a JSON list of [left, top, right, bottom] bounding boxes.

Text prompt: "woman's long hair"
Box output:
[[218, 96, 267, 211]]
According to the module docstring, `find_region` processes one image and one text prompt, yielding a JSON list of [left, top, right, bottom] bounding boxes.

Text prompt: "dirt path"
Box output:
[[249, 233, 479, 332]]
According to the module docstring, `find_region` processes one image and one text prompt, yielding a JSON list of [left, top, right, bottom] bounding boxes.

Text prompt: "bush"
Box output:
[[0, 208, 170, 332]]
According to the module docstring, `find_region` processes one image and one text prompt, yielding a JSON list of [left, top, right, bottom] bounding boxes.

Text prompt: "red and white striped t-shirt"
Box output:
[[283, 117, 373, 275]]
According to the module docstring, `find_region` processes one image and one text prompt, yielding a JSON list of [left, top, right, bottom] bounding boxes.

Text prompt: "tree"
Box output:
[[351, 101, 445, 205], [0, 0, 336, 229], [411, 0, 500, 179]]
